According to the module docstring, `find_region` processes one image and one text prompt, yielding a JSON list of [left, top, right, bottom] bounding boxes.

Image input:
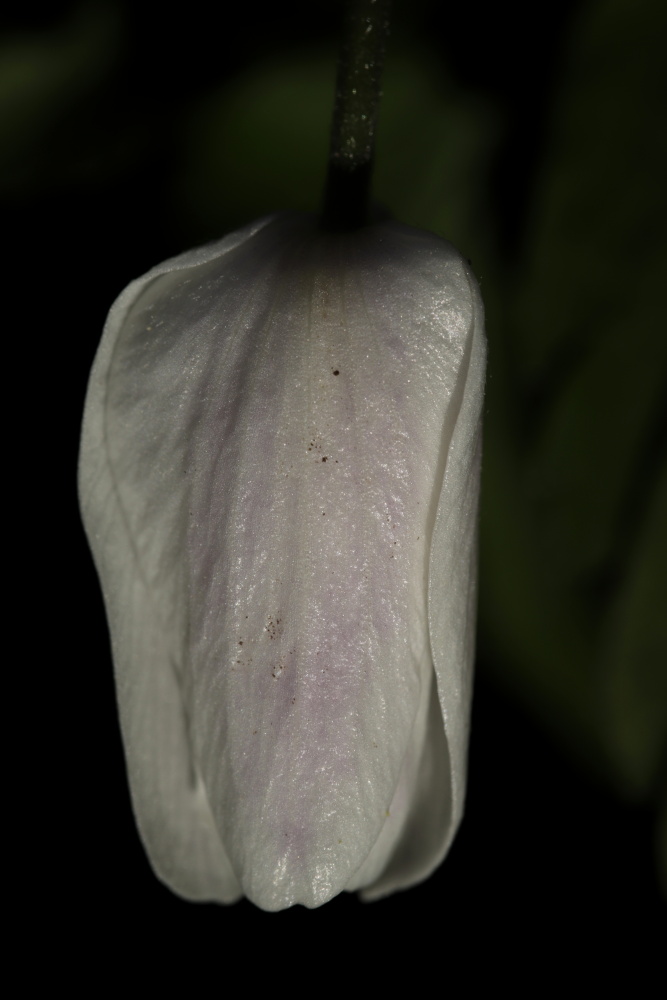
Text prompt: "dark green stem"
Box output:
[[321, 0, 391, 230]]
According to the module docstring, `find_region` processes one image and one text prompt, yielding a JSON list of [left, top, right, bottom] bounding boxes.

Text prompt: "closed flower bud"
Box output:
[[79, 211, 486, 910]]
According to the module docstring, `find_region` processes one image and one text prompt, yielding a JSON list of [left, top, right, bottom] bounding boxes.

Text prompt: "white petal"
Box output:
[[79, 212, 485, 910], [362, 261, 485, 900], [428, 268, 485, 858], [78, 216, 275, 902]]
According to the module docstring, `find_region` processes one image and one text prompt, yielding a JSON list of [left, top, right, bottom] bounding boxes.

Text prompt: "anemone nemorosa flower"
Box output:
[[79, 211, 486, 910]]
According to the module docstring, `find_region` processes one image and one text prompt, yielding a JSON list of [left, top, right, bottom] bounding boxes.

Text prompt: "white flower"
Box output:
[[79, 211, 486, 910]]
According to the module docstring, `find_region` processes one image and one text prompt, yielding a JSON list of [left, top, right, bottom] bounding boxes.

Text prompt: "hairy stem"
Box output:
[[321, 0, 391, 230]]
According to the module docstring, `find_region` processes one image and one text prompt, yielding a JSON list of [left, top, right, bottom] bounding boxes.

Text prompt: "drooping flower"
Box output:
[[79, 211, 486, 910]]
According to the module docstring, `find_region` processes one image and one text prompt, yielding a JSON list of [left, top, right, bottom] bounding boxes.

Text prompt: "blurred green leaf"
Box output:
[[480, 0, 667, 799], [512, 0, 666, 385], [0, 2, 121, 194], [601, 460, 667, 798], [374, 51, 499, 261], [177, 49, 335, 235]]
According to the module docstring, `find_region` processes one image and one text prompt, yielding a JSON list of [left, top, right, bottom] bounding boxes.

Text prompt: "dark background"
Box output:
[[6, 0, 664, 973]]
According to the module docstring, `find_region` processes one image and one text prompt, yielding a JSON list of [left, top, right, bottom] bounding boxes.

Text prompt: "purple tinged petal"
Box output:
[[79, 212, 485, 910]]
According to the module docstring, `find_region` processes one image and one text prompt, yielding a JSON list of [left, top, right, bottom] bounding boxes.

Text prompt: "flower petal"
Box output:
[[79, 212, 485, 909], [78, 217, 274, 903], [363, 262, 485, 900]]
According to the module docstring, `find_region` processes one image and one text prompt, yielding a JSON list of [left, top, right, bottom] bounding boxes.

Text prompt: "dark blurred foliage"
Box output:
[[6, 0, 665, 975]]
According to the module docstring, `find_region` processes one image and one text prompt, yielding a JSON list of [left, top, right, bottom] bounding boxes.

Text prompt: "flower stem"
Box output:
[[321, 0, 391, 231]]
